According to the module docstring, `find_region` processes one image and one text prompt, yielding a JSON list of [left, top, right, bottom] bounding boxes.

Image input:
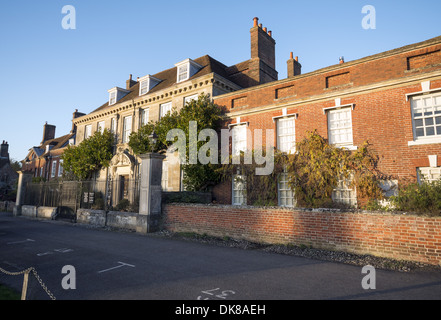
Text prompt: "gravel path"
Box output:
[[152, 230, 441, 273]]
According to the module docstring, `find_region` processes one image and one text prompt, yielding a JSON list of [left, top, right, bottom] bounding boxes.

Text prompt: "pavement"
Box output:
[[1, 211, 441, 303]]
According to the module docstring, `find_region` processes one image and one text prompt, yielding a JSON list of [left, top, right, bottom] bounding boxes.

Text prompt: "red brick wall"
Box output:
[[164, 203, 441, 265], [214, 39, 441, 183]]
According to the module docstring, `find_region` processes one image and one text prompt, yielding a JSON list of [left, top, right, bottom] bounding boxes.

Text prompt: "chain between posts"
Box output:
[[0, 266, 56, 300]]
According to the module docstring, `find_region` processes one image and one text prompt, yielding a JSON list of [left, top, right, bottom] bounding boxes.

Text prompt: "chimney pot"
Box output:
[[268, 30, 272, 37], [263, 27, 267, 33], [253, 17, 259, 27], [339, 56, 344, 64], [290, 52, 293, 59], [295, 56, 298, 62], [258, 23, 262, 28]]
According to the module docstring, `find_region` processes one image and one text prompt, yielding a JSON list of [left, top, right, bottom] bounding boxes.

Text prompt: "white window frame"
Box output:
[[160, 102, 172, 119], [278, 169, 295, 207], [139, 75, 161, 96], [178, 64, 189, 83], [97, 121, 105, 134], [184, 94, 198, 105], [141, 108, 149, 126], [175, 59, 202, 83], [161, 161, 169, 191], [111, 118, 117, 134], [58, 160, 63, 177], [232, 174, 246, 205], [232, 124, 247, 155], [408, 93, 441, 146], [332, 174, 357, 207], [84, 124, 92, 139], [139, 78, 150, 96], [109, 91, 117, 105], [122, 116, 132, 143], [417, 167, 441, 184], [277, 117, 296, 154], [327, 107, 355, 149], [51, 160, 57, 178]]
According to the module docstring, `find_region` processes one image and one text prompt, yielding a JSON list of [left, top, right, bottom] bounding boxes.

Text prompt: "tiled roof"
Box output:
[[90, 55, 236, 114]]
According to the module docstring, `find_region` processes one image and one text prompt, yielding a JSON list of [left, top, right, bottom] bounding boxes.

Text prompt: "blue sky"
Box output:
[[1, 0, 440, 162]]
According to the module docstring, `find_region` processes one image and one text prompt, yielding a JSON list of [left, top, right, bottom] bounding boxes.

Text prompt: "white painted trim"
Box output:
[[405, 87, 441, 101], [228, 121, 249, 128], [323, 103, 354, 114], [408, 138, 441, 146], [272, 113, 298, 122]]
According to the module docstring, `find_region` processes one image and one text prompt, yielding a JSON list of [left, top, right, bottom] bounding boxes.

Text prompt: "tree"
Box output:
[[128, 93, 224, 191], [286, 130, 385, 208], [61, 129, 114, 180]]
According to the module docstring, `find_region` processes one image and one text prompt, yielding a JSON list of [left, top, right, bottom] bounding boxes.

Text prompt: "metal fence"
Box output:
[[23, 178, 141, 218]]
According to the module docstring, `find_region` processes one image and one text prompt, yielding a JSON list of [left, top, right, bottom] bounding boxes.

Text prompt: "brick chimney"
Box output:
[[226, 17, 278, 88], [126, 74, 137, 90], [0, 141, 9, 159], [250, 17, 276, 71], [71, 109, 86, 134], [287, 52, 302, 78], [41, 122, 56, 144]]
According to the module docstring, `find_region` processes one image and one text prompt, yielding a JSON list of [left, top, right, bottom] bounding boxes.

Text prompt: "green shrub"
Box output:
[[390, 179, 441, 216], [115, 199, 131, 212]]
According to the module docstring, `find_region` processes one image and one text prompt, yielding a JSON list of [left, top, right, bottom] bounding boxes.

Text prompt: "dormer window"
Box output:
[[108, 87, 130, 106], [109, 91, 117, 105], [174, 59, 203, 83], [139, 75, 161, 96]]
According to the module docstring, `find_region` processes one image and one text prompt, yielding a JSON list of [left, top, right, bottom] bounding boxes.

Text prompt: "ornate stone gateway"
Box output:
[[108, 148, 138, 206]]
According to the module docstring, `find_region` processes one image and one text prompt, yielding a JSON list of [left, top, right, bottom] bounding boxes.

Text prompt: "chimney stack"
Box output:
[[41, 122, 56, 144], [71, 109, 86, 134], [126, 74, 137, 90], [287, 52, 302, 78], [0, 141, 9, 159], [250, 17, 277, 74]]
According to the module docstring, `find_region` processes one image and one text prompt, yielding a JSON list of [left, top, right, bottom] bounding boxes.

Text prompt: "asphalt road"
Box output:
[[1, 211, 441, 302]]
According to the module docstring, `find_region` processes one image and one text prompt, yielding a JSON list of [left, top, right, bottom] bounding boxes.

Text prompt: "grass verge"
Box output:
[[0, 283, 20, 300]]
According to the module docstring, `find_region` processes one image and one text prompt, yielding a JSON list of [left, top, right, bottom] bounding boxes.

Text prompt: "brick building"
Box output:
[[22, 109, 84, 181], [71, 17, 278, 206], [0, 141, 18, 200], [212, 31, 441, 207]]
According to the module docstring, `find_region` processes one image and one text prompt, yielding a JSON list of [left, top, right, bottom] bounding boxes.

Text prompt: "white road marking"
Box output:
[[98, 261, 135, 274]]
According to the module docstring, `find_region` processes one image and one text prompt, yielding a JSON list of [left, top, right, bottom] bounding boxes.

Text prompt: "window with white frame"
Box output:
[[277, 117, 296, 154], [411, 93, 441, 140], [327, 108, 353, 147], [332, 174, 357, 207], [418, 167, 441, 183], [111, 118, 117, 134], [161, 161, 169, 191], [141, 108, 149, 126], [184, 94, 198, 105], [232, 174, 246, 205], [139, 79, 149, 96], [278, 169, 295, 207], [109, 91, 117, 105], [51, 160, 57, 178], [97, 121, 105, 134], [232, 124, 247, 155], [160, 102, 172, 119], [122, 116, 132, 143], [58, 160, 63, 177], [178, 64, 189, 82], [84, 125, 92, 139]]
